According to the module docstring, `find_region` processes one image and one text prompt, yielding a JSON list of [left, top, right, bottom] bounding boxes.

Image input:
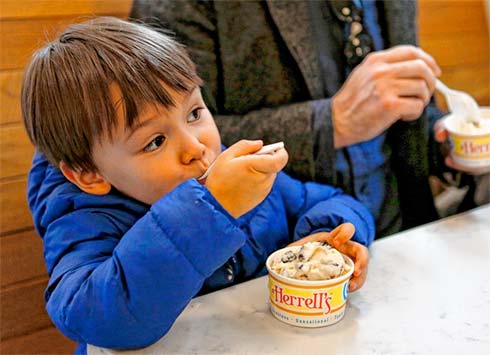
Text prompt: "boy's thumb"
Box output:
[[329, 223, 355, 247]]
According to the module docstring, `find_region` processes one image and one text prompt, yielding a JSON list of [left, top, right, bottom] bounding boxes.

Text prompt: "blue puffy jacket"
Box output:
[[28, 152, 374, 352]]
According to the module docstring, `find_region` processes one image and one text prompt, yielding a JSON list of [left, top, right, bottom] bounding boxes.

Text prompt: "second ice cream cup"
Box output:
[[444, 107, 490, 168], [266, 246, 354, 328]]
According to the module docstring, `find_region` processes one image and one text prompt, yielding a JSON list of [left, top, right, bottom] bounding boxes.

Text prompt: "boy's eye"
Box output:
[[187, 108, 202, 122], [143, 135, 165, 152]]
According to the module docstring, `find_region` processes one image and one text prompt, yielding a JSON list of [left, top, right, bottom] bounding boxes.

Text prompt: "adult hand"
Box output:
[[205, 140, 288, 218], [332, 45, 441, 148], [288, 223, 369, 292], [434, 119, 490, 175]]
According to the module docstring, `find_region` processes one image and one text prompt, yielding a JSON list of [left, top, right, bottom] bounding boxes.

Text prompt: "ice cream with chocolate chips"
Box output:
[[270, 241, 351, 281]]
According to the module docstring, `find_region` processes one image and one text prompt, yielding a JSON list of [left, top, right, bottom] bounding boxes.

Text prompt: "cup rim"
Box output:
[[266, 244, 355, 286], [444, 106, 490, 137]]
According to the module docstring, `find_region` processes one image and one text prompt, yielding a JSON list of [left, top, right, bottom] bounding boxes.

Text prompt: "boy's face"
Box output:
[[92, 85, 221, 205]]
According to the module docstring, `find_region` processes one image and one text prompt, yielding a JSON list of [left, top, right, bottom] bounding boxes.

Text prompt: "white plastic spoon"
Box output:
[[197, 142, 285, 181], [435, 79, 481, 126]]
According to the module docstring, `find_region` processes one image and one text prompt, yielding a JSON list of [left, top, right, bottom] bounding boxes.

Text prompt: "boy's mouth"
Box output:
[[196, 158, 215, 181]]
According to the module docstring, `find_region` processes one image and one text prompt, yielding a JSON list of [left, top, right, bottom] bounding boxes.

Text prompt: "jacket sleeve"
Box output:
[[129, 0, 336, 184], [275, 172, 375, 246], [41, 180, 250, 349]]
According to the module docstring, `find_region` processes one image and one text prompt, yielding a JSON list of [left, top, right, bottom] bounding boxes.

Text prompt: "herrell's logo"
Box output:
[[271, 285, 332, 314], [459, 141, 490, 155]]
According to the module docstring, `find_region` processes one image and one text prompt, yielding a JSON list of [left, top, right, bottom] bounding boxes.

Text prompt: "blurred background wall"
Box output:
[[0, 1, 488, 354], [418, 0, 489, 109], [0, 2, 132, 353]]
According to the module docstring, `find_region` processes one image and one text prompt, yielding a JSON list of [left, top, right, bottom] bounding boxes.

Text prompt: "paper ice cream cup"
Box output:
[[444, 107, 490, 168], [266, 246, 354, 328]]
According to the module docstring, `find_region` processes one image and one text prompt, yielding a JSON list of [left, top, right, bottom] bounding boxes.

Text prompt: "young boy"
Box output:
[[22, 17, 375, 353]]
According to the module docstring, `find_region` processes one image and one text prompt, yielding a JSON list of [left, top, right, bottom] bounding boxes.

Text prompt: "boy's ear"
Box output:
[[59, 161, 111, 195]]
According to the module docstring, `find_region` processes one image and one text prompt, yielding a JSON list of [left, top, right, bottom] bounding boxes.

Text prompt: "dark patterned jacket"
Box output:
[[131, 0, 445, 231]]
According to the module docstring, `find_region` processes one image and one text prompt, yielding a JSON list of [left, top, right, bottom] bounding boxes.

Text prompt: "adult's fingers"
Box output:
[[435, 129, 448, 143], [390, 59, 436, 94], [395, 78, 432, 105], [434, 119, 448, 142], [445, 156, 490, 175], [395, 97, 426, 121], [378, 45, 441, 76]]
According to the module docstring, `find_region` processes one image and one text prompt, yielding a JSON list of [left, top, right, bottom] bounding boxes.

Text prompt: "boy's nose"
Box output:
[[179, 133, 206, 164]]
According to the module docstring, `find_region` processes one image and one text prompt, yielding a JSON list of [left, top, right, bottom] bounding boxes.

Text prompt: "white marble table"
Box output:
[[90, 204, 490, 355]]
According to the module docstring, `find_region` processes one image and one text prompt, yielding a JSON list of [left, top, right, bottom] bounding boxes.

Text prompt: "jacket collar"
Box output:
[[267, 1, 415, 97], [381, 0, 417, 46], [266, 0, 323, 98]]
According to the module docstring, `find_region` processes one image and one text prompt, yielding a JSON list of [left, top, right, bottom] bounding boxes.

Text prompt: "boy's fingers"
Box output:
[[330, 239, 368, 278], [349, 279, 357, 291], [288, 225, 350, 247], [353, 251, 369, 277], [349, 250, 369, 292], [349, 264, 368, 292], [223, 140, 263, 158], [354, 244, 369, 271], [322, 224, 343, 245], [330, 222, 355, 248], [286, 228, 369, 293], [337, 241, 368, 277], [242, 148, 289, 173], [353, 265, 364, 278], [290, 227, 359, 256]]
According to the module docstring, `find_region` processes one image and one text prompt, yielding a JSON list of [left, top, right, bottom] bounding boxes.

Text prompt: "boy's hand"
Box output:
[[205, 140, 288, 218], [289, 223, 369, 292]]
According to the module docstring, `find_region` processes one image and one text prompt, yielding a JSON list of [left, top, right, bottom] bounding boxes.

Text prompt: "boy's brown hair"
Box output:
[[21, 17, 202, 172]]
